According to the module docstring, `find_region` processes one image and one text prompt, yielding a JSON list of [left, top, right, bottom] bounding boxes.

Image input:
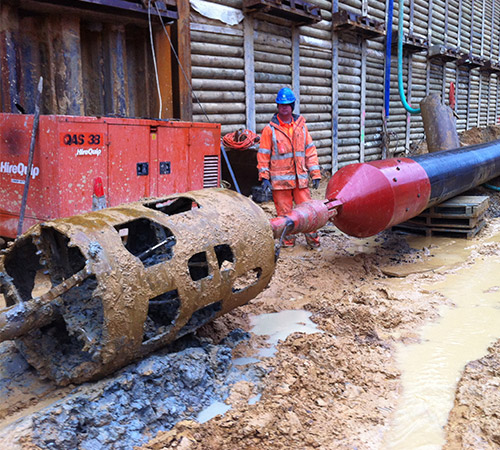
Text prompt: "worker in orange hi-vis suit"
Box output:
[[257, 87, 322, 249]]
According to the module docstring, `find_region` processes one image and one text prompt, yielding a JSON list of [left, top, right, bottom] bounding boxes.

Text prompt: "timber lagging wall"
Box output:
[[190, 0, 500, 172], [0, 0, 181, 120]]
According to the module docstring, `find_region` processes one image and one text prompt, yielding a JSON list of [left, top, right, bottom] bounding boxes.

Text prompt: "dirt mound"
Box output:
[[444, 339, 500, 449], [460, 125, 500, 146]]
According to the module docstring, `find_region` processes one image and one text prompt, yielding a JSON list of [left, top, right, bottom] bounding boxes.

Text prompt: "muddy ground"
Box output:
[[140, 194, 500, 450], [0, 127, 500, 449]]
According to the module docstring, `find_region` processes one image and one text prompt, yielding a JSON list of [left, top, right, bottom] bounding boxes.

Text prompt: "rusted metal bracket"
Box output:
[[456, 53, 485, 69], [20, 0, 178, 20], [332, 9, 385, 40], [392, 33, 428, 54], [428, 45, 461, 63], [243, 0, 321, 25], [479, 60, 500, 74]]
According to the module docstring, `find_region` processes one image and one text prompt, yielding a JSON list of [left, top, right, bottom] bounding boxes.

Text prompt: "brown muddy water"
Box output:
[[383, 233, 500, 449]]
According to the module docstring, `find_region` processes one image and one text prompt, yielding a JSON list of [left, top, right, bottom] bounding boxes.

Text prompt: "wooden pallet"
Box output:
[[392, 195, 489, 239], [403, 212, 485, 229], [393, 219, 486, 239], [419, 195, 489, 217]]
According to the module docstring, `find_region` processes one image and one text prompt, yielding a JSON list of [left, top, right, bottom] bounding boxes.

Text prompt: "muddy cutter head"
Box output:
[[0, 189, 276, 385]]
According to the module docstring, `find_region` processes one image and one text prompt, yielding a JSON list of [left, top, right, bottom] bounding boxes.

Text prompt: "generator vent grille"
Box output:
[[203, 155, 219, 188]]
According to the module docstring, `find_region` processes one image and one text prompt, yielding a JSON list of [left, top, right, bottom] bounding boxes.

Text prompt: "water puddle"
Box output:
[[232, 357, 260, 366], [383, 248, 500, 449], [381, 236, 475, 277], [249, 309, 322, 357], [196, 401, 231, 424], [223, 309, 321, 416]]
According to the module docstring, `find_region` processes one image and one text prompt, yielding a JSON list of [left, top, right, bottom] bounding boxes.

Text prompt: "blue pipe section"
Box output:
[[384, 0, 394, 118], [398, 0, 420, 114]]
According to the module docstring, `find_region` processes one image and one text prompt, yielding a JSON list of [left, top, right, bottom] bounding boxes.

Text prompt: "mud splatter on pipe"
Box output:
[[0, 189, 276, 385]]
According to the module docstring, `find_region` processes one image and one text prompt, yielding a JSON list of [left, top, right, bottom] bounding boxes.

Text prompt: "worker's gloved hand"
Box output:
[[312, 179, 320, 190], [261, 179, 272, 193]]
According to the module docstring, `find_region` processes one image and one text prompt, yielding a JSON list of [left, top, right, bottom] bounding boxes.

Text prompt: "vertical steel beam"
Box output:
[[360, 40, 366, 162], [444, 0, 449, 45], [480, 0, 485, 58], [19, 15, 41, 114], [496, 76, 499, 124], [428, 0, 433, 43], [477, 74, 482, 127], [497, 9, 500, 124], [244, 16, 255, 131], [0, 4, 19, 113], [409, 0, 414, 35], [466, 0, 475, 129], [457, 0, 462, 50], [442, 64, 446, 103], [426, 0, 432, 96], [80, 22, 105, 117], [104, 24, 128, 117], [466, 69, 471, 129], [332, 0, 339, 172], [470, 0, 474, 53], [51, 16, 84, 116], [406, 53, 412, 151], [155, 27, 174, 119], [292, 26, 300, 113], [174, 0, 192, 121], [490, 0, 495, 58], [487, 73, 491, 124]]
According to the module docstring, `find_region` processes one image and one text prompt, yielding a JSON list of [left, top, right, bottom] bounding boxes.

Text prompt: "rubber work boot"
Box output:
[[305, 232, 320, 249], [282, 235, 296, 247]]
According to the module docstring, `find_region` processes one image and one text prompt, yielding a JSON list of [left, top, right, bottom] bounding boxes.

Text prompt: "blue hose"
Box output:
[[384, 0, 394, 118], [484, 183, 500, 192], [398, 0, 420, 114]]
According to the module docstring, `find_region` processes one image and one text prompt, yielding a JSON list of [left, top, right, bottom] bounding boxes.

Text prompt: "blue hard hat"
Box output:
[[275, 87, 296, 104]]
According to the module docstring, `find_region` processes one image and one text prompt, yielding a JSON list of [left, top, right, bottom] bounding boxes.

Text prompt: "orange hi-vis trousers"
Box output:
[[272, 187, 320, 247]]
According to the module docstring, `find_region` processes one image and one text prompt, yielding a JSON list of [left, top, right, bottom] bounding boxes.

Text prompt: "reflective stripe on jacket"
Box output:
[[257, 113, 321, 190]]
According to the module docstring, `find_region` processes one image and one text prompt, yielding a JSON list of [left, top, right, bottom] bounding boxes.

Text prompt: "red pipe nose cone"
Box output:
[[326, 159, 431, 237], [326, 164, 395, 237]]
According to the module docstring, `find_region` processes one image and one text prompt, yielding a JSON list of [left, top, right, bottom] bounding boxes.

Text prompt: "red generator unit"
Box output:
[[0, 114, 221, 238]]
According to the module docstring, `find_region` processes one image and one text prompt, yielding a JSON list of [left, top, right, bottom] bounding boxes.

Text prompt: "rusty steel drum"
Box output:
[[0, 188, 275, 385]]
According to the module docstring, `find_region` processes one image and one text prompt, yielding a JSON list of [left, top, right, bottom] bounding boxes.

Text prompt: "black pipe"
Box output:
[[413, 140, 500, 206]]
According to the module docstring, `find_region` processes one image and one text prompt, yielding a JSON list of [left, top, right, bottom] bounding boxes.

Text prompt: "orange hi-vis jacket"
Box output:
[[257, 113, 321, 190]]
